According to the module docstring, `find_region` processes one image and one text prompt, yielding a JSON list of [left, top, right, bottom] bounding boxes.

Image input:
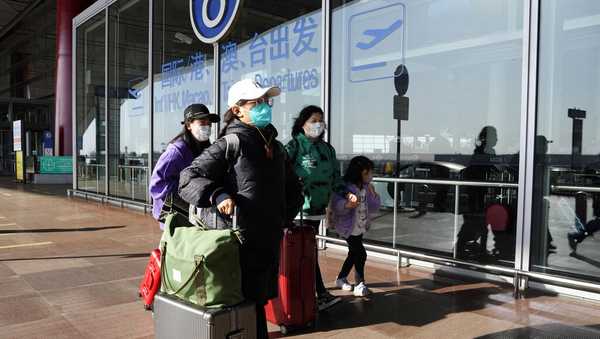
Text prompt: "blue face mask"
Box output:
[[249, 102, 272, 128]]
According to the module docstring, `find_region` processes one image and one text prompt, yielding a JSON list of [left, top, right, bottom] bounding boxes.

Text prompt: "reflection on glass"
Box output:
[[456, 126, 517, 263], [76, 13, 106, 194], [218, 0, 322, 144], [152, 0, 215, 166], [532, 0, 600, 281], [331, 0, 523, 265], [107, 0, 149, 201]]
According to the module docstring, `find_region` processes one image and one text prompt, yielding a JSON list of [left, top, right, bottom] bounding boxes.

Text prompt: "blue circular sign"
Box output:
[[190, 0, 241, 44]]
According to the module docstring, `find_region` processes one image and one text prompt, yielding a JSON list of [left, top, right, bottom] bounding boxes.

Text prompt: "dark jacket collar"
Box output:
[[225, 119, 279, 141]]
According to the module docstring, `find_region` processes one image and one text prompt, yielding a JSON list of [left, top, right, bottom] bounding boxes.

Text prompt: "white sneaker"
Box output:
[[335, 278, 353, 291], [353, 282, 369, 297]]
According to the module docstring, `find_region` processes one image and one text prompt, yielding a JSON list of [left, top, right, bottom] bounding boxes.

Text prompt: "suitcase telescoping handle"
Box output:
[[208, 204, 238, 229], [232, 205, 238, 230]]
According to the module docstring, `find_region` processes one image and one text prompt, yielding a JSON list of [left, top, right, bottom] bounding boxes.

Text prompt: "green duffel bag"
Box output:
[[159, 209, 243, 308]]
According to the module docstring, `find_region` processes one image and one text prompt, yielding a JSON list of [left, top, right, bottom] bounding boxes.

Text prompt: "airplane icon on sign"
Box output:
[[356, 19, 403, 50], [128, 88, 142, 99], [348, 2, 406, 83]]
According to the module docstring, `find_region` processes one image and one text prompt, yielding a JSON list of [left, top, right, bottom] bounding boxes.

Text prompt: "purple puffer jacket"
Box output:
[[149, 139, 195, 229], [331, 183, 381, 239]]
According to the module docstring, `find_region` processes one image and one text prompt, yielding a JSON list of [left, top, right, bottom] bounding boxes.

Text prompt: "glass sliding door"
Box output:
[[152, 0, 215, 165], [217, 0, 323, 144], [330, 0, 523, 267], [531, 0, 600, 282], [107, 0, 150, 201], [75, 12, 106, 194]]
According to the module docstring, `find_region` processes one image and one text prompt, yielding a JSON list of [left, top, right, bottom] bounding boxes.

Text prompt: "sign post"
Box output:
[[42, 130, 54, 156], [13, 120, 25, 183]]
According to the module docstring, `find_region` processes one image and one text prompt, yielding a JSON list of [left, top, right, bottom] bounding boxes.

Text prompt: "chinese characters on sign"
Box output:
[[161, 53, 209, 89], [221, 15, 319, 75], [157, 12, 322, 114], [218, 13, 321, 95], [155, 50, 212, 113]]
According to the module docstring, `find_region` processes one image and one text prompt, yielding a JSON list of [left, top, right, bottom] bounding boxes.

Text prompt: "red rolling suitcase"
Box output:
[[265, 226, 316, 335], [138, 248, 161, 310]]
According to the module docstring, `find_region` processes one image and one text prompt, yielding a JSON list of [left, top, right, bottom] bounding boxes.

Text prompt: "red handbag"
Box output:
[[486, 203, 510, 232], [138, 248, 161, 310]]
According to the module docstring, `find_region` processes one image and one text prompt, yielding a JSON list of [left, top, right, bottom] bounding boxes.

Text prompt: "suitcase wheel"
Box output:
[[143, 304, 153, 311], [280, 325, 289, 336]]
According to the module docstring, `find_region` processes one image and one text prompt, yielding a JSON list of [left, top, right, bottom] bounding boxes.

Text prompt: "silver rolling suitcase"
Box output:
[[154, 294, 256, 339]]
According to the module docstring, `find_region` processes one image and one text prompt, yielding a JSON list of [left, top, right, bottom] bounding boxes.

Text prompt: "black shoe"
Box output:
[[568, 233, 578, 252], [317, 292, 341, 312]]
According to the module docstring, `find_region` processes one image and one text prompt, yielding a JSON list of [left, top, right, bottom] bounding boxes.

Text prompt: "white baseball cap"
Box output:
[[227, 79, 281, 108]]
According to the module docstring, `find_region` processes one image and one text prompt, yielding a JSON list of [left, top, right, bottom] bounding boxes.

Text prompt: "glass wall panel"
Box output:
[[152, 0, 215, 165], [75, 13, 106, 194], [218, 1, 322, 143], [331, 0, 523, 266], [107, 0, 150, 201], [531, 0, 600, 281]]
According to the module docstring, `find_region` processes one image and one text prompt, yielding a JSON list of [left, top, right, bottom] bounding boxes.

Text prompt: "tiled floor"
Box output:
[[1, 178, 600, 338]]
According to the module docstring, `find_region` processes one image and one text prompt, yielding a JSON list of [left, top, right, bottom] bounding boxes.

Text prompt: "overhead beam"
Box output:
[[0, 0, 45, 43]]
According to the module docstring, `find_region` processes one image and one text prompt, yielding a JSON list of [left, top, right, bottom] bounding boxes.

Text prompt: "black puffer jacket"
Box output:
[[178, 119, 302, 302]]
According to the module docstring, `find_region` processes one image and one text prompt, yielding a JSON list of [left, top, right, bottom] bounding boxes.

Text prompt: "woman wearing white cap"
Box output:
[[179, 79, 302, 338]]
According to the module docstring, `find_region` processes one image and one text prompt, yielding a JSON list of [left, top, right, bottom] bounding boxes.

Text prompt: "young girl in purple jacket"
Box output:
[[149, 104, 218, 229], [331, 156, 381, 296]]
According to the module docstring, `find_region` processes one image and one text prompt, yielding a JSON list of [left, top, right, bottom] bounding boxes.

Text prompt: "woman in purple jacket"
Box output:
[[149, 104, 219, 229], [331, 156, 381, 296]]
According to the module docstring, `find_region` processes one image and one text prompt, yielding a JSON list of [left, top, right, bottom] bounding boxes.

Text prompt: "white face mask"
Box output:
[[191, 125, 211, 142], [305, 122, 325, 138]]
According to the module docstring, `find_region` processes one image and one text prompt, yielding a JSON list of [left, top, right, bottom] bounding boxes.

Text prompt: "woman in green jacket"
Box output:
[[286, 105, 356, 311]]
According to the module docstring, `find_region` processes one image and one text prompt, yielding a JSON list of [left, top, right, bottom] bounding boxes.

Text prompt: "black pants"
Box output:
[[304, 219, 328, 296], [456, 213, 488, 259], [337, 234, 367, 283], [255, 302, 268, 339]]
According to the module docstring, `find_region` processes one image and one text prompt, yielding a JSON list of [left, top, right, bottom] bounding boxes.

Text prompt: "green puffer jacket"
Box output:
[[286, 133, 346, 216]]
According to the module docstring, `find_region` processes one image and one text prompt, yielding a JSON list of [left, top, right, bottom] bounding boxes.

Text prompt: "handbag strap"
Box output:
[[223, 133, 240, 161], [158, 194, 174, 223]]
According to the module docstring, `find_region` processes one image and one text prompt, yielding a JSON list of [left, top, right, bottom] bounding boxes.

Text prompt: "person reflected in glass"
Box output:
[[568, 152, 600, 252], [149, 104, 219, 229], [456, 126, 497, 260], [286, 105, 357, 311], [530, 135, 558, 263]]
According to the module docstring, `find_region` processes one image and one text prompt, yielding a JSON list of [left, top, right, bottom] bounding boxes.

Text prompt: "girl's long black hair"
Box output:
[[343, 155, 374, 187], [291, 105, 324, 139]]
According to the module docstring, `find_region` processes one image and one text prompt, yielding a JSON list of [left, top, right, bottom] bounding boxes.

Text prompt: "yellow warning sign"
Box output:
[[15, 151, 24, 182]]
